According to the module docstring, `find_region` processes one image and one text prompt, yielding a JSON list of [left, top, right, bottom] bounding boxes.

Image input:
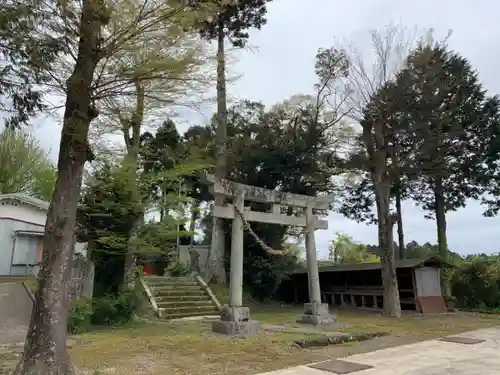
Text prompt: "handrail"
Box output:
[[22, 281, 36, 303], [139, 276, 161, 317], [23, 264, 39, 303], [26, 264, 39, 279], [194, 273, 222, 311]]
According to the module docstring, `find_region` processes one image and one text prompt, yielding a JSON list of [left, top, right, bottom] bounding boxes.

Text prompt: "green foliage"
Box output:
[[67, 290, 140, 334], [329, 232, 380, 264], [78, 156, 198, 293], [0, 128, 56, 199], [393, 44, 492, 216], [451, 257, 500, 309], [0, 0, 63, 126], [478, 97, 500, 216], [67, 299, 93, 335], [165, 261, 189, 276], [336, 42, 500, 263], [196, 0, 273, 47], [243, 253, 299, 302], [78, 163, 142, 294], [196, 97, 343, 299], [91, 289, 140, 326]]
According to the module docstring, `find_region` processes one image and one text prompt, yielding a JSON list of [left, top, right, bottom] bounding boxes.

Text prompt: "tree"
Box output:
[[0, 1, 62, 126], [60, 1, 215, 286], [77, 161, 193, 294], [197, 96, 345, 299], [141, 119, 184, 220], [11, 0, 110, 372], [335, 23, 435, 258], [199, 0, 274, 284], [12, 1, 220, 373], [181, 125, 214, 244], [360, 81, 402, 318], [329, 232, 379, 264], [391, 44, 494, 262], [0, 128, 56, 200], [477, 98, 500, 216]]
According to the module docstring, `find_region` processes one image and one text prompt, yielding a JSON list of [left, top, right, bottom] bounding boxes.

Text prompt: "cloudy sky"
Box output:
[[33, 0, 500, 257]]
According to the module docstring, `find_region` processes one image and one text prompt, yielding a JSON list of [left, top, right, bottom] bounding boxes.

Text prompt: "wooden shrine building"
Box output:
[[278, 256, 453, 314]]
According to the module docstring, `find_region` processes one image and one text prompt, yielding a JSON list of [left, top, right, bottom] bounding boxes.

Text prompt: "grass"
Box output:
[[68, 307, 500, 375]]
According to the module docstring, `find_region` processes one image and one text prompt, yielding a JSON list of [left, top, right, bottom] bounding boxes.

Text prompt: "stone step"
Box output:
[[144, 275, 193, 281], [160, 308, 220, 320], [152, 287, 205, 296], [148, 281, 200, 288], [161, 304, 218, 312], [157, 300, 215, 309], [155, 294, 211, 303], [143, 276, 195, 284]]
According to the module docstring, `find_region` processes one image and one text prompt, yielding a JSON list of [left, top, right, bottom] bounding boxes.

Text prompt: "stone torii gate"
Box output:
[[204, 173, 334, 335]]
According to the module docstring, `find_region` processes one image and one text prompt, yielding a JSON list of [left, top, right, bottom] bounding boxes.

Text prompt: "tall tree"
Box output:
[[226, 97, 344, 298], [361, 81, 402, 318], [0, 128, 56, 200], [11, 1, 219, 373], [335, 23, 435, 258], [12, 0, 109, 372], [198, 0, 274, 284], [477, 98, 500, 216], [392, 44, 492, 262], [141, 119, 183, 220]]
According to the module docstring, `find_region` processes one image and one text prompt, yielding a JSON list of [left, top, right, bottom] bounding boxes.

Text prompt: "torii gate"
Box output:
[[204, 173, 334, 335]]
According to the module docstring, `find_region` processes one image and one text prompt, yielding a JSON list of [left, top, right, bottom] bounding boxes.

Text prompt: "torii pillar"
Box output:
[[297, 205, 335, 325]]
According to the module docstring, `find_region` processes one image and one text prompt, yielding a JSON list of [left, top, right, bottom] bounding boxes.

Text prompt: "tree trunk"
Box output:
[[189, 200, 200, 245], [434, 176, 450, 296], [434, 176, 448, 260], [12, 1, 105, 373], [394, 182, 405, 259], [375, 184, 401, 319], [121, 80, 144, 288], [206, 23, 227, 284]]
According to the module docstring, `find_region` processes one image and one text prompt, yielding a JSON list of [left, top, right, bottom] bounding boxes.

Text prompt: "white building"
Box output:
[[0, 193, 86, 276]]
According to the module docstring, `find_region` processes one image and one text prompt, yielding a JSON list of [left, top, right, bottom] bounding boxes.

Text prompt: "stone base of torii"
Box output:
[[204, 173, 334, 335]]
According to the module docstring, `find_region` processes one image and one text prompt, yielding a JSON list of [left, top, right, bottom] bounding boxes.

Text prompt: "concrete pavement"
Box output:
[[0, 282, 32, 346], [258, 326, 500, 375]]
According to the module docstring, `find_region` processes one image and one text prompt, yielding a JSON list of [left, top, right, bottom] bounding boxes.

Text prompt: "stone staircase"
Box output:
[[141, 275, 221, 320]]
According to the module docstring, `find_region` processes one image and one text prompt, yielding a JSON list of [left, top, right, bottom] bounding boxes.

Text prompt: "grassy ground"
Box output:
[[67, 307, 500, 375]]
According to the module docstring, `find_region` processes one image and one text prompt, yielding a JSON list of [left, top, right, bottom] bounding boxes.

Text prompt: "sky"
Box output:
[[32, 0, 500, 257]]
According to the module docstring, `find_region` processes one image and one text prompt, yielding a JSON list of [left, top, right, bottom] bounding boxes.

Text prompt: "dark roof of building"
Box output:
[[289, 256, 454, 275]]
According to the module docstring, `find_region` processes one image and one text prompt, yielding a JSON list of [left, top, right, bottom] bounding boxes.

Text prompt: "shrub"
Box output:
[[68, 298, 93, 334], [165, 261, 189, 276], [243, 254, 299, 302], [91, 289, 139, 326], [451, 258, 500, 309]]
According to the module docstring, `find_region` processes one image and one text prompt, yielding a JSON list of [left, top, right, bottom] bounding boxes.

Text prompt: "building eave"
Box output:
[[0, 193, 50, 211]]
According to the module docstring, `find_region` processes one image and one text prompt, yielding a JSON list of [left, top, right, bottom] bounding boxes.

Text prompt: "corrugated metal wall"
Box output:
[[415, 267, 443, 297]]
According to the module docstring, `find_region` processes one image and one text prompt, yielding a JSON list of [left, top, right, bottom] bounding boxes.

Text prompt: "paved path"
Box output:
[[0, 283, 32, 346], [258, 326, 500, 375]]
